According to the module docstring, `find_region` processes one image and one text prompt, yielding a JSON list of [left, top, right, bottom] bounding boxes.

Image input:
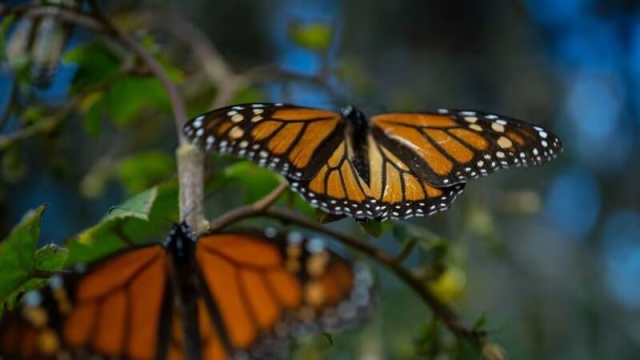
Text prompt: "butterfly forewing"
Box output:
[[183, 103, 343, 180], [370, 110, 562, 187]]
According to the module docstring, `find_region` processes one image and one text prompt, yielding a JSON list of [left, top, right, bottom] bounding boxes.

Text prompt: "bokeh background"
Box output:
[[2, 0, 640, 359]]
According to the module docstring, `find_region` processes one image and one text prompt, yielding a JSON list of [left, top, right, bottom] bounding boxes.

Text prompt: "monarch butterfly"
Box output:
[[0, 224, 372, 360], [183, 104, 562, 221]]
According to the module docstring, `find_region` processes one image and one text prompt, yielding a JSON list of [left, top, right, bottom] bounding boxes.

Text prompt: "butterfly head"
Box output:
[[165, 222, 198, 263], [342, 105, 370, 139]]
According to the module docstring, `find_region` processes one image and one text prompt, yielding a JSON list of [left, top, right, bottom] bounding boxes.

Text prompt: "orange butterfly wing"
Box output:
[[195, 230, 372, 358], [370, 110, 562, 187], [0, 227, 372, 360], [183, 103, 344, 180], [0, 245, 172, 360]]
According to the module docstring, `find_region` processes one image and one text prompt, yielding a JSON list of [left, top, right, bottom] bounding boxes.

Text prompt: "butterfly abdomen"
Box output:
[[342, 106, 372, 185]]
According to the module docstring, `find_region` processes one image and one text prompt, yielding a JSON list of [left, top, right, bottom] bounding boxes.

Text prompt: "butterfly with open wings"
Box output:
[[183, 103, 562, 221]]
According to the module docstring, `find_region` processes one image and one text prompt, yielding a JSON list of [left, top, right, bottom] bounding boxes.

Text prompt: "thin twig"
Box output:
[[8, 6, 104, 30], [85, 0, 188, 136], [208, 183, 289, 231], [162, 12, 239, 109], [241, 65, 348, 104], [0, 81, 19, 130], [0, 98, 80, 150], [391, 238, 418, 265]]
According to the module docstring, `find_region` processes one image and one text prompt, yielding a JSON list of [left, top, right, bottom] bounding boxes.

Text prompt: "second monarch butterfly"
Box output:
[[0, 224, 372, 360], [183, 103, 562, 221]]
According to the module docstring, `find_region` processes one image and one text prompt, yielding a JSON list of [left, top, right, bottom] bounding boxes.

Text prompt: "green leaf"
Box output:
[[64, 180, 179, 265], [288, 21, 334, 51], [322, 332, 334, 346], [34, 244, 68, 272], [223, 161, 281, 203], [473, 314, 487, 331], [82, 91, 105, 137], [108, 186, 158, 221], [391, 222, 444, 249], [103, 76, 171, 126], [361, 221, 383, 238], [0, 15, 17, 61], [314, 210, 347, 224], [117, 151, 176, 194], [64, 41, 121, 94], [0, 205, 46, 304]]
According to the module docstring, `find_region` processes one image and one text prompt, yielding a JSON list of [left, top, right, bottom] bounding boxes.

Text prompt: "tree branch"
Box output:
[[208, 183, 288, 231], [162, 12, 240, 109], [85, 0, 187, 136]]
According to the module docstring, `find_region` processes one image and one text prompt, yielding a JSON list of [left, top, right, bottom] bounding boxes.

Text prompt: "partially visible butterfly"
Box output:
[[0, 224, 372, 360], [183, 103, 562, 221]]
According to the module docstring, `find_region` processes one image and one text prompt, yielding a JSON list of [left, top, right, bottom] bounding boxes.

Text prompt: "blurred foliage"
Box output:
[[117, 151, 175, 194], [288, 21, 334, 52]]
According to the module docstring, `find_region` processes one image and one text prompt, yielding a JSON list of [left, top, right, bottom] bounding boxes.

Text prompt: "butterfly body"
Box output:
[[0, 224, 372, 359], [184, 103, 562, 221]]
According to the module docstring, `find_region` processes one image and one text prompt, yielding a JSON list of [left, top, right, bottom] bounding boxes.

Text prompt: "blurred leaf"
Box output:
[[361, 221, 383, 238], [64, 41, 121, 94], [80, 158, 115, 199], [34, 244, 68, 272], [108, 186, 158, 221], [314, 210, 347, 224], [81, 91, 105, 137], [473, 314, 487, 331], [322, 332, 334, 346], [117, 151, 176, 194], [222, 161, 281, 203], [334, 57, 374, 96], [0, 15, 17, 61], [288, 21, 334, 52], [0, 205, 46, 304], [481, 343, 507, 360], [415, 317, 444, 359], [103, 77, 170, 126], [1, 149, 28, 183], [65, 179, 179, 264], [427, 266, 466, 303], [231, 87, 265, 106], [391, 222, 444, 249]]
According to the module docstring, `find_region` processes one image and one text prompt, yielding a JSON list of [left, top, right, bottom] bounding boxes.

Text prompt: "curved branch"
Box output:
[[86, 0, 187, 138], [208, 183, 288, 231]]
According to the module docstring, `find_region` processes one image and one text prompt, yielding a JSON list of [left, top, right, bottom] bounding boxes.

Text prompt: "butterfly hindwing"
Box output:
[[288, 136, 465, 221]]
